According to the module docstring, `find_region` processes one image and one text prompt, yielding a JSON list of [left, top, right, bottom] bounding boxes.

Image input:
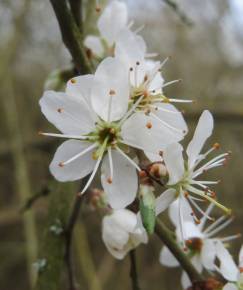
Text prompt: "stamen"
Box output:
[[79, 137, 109, 195], [168, 98, 193, 103], [186, 185, 231, 215], [179, 193, 186, 247], [107, 147, 113, 183], [107, 89, 115, 122], [149, 105, 181, 114], [57, 108, 64, 113], [115, 146, 141, 171], [150, 112, 184, 134], [134, 24, 145, 34], [70, 79, 76, 84], [39, 132, 90, 140], [198, 203, 214, 231], [205, 217, 234, 238], [61, 143, 97, 166], [118, 95, 144, 126], [188, 196, 214, 221], [162, 79, 182, 89], [219, 234, 241, 243], [203, 215, 227, 235], [146, 121, 152, 129], [79, 155, 102, 194]]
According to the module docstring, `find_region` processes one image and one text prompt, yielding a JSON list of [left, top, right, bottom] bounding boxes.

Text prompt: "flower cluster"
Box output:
[[39, 1, 241, 288]]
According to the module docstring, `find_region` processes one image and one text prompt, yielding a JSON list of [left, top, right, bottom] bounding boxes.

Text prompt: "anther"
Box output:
[[38, 131, 43, 135], [92, 152, 98, 160], [240, 267, 243, 273], [58, 162, 64, 168], [144, 75, 148, 82], [129, 67, 133, 71], [213, 143, 220, 149], [145, 109, 151, 115], [109, 128, 115, 134], [70, 79, 76, 84], [146, 122, 152, 129], [109, 89, 116, 95], [95, 6, 101, 13], [136, 61, 140, 66], [152, 90, 156, 93], [57, 108, 64, 113], [143, 90, 149, 97], [184, 191, 189, 198], [139, 170, 147, 178], [107, 177, 113, 184], [159, 150, 163, 157]]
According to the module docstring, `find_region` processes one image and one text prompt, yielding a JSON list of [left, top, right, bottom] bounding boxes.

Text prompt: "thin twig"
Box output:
[[161, 0, 193, 26], [50, 0, 92, 74], [21, 185, 50, 212], [155, 219, 203, 283], [129, 250, 140, 290]]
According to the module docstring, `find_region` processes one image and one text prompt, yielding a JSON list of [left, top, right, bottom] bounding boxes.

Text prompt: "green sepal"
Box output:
[[139, 185, 156, 235]]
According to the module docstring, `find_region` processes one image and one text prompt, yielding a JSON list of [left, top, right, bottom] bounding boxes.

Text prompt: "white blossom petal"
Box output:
[[98, 0, 128, 45], [91, 57, 129, 121], [49, 140, 96, 182], [159, 246, 180, 267], [163, 143, 185, 185], [176, 221, 203, 241], [121, 112, 181, 154], [181, 256, 203, 289], [84, 35, 104, 57], [215, 241, 238, 281], [155, 189, 177, 216], [39, 90, 96, 135], [66, 74, 94, 105], [181, 272, 191, 290], [239, 245, 243, 268], [115, 28, 146, 67], [223, 283, 238, 290], [201, 239, 216, 270], [153, 103, 188, 137], [101, 149, 138, 209], [169, 198, 194, 227], [187, 110, 214, 169]]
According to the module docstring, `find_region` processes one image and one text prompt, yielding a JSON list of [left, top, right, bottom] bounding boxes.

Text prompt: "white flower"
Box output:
[[102, 209, 148, 259], [222, 246, 243, 290], [156, 110, 231, 236], [39, 57, 173, 209], [115, 42, 190, 156], [84, 0, 136, 59], [102, 183, 171, 259], [160, 202, 239, 289]]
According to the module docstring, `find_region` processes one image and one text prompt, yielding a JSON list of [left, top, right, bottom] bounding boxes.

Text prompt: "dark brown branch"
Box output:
[[69, 0, 82, 31], [50, 0, 92, 74], [129, 250, 140, 290], [161, 0, 193, 26], [155, 219, 203, 283]]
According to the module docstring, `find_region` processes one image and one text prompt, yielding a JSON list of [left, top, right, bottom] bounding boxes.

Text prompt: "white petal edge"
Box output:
[[49, 140, 96, 182], [101, 149, 138, 209], [186, 110, 214, 169]]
